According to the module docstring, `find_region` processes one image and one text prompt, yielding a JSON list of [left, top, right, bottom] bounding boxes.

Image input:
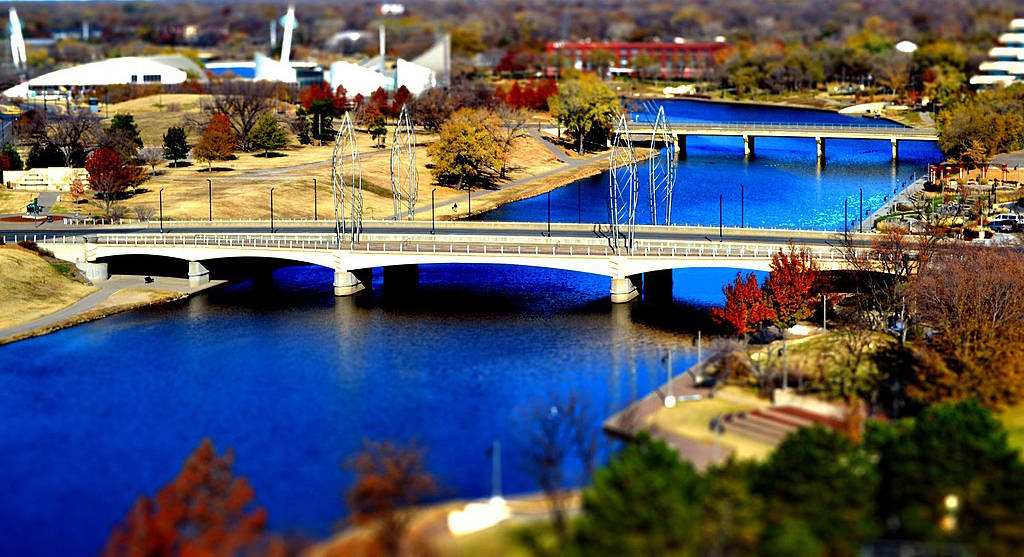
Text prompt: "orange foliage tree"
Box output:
[[763, 247, 820, 328], [713, 272, 775, 335], [102, 439, 273, 557], [346, 440, 438, 557], [193, 113, 237, 172]]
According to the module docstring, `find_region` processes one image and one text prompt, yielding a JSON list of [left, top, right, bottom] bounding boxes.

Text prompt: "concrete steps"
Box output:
[[714, 405, 846, 446]]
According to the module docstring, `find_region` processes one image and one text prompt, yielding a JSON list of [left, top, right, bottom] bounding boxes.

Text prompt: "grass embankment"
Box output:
[[644, 385, 775, 461], [0, 189, 36, 214], [0, 245, 96, 329]]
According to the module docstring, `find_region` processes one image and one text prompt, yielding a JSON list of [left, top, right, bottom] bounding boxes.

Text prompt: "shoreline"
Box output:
[[627, 94, 911, 128], [0, 276, 227, 345]]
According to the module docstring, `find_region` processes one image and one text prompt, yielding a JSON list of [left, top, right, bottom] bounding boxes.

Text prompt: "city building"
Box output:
[[970, 19, 1024, 87], [545, 40, 730, 79]]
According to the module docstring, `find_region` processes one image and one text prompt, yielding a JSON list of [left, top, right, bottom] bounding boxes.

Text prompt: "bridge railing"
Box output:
[[25, 232, 861, 262], [630, 122, 937, 137]]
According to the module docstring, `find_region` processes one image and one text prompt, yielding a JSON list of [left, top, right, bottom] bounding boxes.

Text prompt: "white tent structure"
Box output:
[[395, 58, 435, 95], [328, 60, 393, 96], [2, 57, 187, 99]]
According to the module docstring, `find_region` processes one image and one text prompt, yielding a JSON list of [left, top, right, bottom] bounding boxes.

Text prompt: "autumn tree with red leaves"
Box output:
[[102, 439, 277, 557], [346, 440, 438, 557], [391, 85, 412, 118], [86, 147, 139, 217], [713, 272, 775, 336], [496, 79, 559, 111], [763, 246, 820, 328], [369, 87, 391, 119]]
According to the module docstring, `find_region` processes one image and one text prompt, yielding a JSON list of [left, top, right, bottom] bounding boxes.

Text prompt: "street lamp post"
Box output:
[[468, 187, 472, 216], [546, 190, 551, 237], [313, 178, 318, 221], [859, 187, 863, 233], [270, 187, 275, 233], [207, 179, 212, 222], [719, 194, 723, 241], [158, 188, 164, 232], [577, 181, 581, 224], [431, 188, 436, 234]]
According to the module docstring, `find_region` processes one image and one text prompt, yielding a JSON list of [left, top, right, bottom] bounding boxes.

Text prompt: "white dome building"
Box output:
[[3, 57, 188, 99]]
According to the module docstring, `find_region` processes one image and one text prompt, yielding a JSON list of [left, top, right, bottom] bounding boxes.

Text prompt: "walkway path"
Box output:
[[856, 174, 927, 232], [0, 275, 223, 342]]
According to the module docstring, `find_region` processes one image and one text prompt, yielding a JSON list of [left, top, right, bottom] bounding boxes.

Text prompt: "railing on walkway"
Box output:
[[18, 232, 861, 262]]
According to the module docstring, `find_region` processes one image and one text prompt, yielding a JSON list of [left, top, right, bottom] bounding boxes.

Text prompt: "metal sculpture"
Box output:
[[390, 104, 418, 220], [648, 106, 676, 225], [609, 114, 639, 254], [332, 112, 363, 243]]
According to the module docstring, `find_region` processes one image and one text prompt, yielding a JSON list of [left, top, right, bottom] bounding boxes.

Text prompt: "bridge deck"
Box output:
[[628, 122, 937, 141]]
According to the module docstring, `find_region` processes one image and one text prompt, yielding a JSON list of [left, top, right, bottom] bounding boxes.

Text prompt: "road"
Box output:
[[1, 221, 873, 250]]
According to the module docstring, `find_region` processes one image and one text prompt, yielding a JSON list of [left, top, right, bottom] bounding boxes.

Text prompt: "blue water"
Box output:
[[0, 99, 940, 555], [484, 99, 941, 230]]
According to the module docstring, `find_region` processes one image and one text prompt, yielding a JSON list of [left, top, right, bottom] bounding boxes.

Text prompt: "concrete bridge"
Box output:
[[25, 221, 869, 303], [625, 122, 938, 163]]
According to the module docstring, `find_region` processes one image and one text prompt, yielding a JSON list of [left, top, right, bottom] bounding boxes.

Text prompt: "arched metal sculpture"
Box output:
[[609, 114, 639, 254], [390, 104, 418, 220], [648, 106, 676, 225], [332, 112, 363, 243]]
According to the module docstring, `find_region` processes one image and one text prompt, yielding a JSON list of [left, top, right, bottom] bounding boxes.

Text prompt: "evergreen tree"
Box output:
[[249, 114, 288, 157], [162, 126, 189, 167], [291, 108, 312, 145]]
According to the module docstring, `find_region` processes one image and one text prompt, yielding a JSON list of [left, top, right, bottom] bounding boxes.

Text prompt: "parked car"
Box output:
[[988, 213, 1022, 232]]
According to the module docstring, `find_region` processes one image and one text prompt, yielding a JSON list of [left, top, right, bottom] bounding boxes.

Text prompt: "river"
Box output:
[[0, 99, 941, 555]]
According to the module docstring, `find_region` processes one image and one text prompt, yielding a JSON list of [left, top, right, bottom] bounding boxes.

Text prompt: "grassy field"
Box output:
[[0, 245, 96, 329], [0, 189, 36, 214], [645, 386, 775, 461]]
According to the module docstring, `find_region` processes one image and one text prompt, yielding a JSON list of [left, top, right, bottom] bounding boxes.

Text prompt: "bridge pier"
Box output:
[[188, 261, 210, 287], [77, 261, 108, 282], [642, 269, 673, 302], [743, 134, 755, 159], [815, 136, 825, 164], [610, 276, 639, 303], [891, 138, 899, 162], [676, 134, 687, 159], [333, 269, 365, 296]]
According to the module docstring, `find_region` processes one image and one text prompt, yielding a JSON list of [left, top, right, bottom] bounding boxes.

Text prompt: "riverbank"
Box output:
[[0, 272, 227, 345]]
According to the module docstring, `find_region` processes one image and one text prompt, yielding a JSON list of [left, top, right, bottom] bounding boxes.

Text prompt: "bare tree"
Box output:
[[517, 391, 597, 542], [204, 81, 277, 151], [48, 110, 101, 166], [138, 147, 164, 175], [493, 105, 531, 179]]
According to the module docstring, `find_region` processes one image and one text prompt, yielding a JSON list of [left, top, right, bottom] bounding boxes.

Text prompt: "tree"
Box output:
[[138, 146, 163, 175], [162, 126, 189, 167], [193, 113, 237, 172], [0, 143, 23, 170], [937, 90, 1024, 171], [868, 400, 1024, 550], [369, 87, 390, 118], [104, 113, 143, 159], [300, 82, 346, 144], [48, 110, 100, 167], [755, 426, 880, 555], [574, 433, 703, 555], [547, 73, 620, 154], [713, 272, 774, 336], [86, 147, 137, 217], [391, 85, 412, 118], [906, 245, 1024, 406], [368, 113, 387, 148], [249, 114, 288, 157], [493, 105, 530, 178], [426, 108, 503, 189], [26, 144, 65, 168], [762, 246, 819, 329], [290, 108, 312, 146], [205, 80, 276, 151], [102, 439, 270, 557], [346, 440, 437, 557]]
